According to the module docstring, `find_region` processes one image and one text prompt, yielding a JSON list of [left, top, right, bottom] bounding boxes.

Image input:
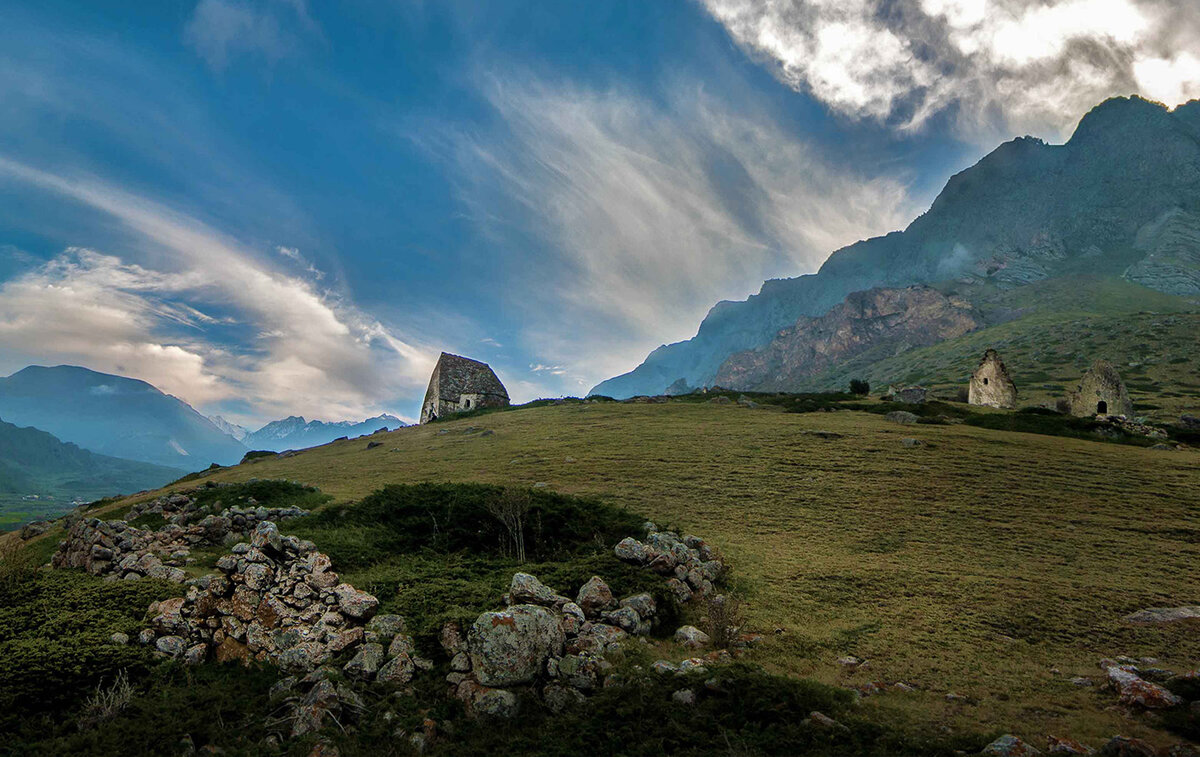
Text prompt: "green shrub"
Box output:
[[291, 483, 641, 569], [240, 450, 278, 463], [0, 571, 178, 731], [189, 479, 331, 512], [849, 379, 870, 396]]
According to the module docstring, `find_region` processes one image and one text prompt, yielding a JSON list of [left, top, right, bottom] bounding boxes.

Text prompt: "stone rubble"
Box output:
[[443, 524, 730, 720], [138, 521, 428, 681], [51, 488, 308, 583]]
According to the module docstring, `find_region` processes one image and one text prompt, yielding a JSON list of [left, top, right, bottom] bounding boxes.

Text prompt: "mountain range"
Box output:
[[241, 414, 406, 452], [592, 96, 1200, 399]]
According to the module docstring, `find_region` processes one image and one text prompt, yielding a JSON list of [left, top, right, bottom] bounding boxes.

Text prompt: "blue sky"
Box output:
[[1, 0, 1197, 426]]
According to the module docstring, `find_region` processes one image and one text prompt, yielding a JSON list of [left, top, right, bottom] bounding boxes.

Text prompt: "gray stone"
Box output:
[[110, 632, 130, 645], [377, 653, 415, 684], [469, 604, 566, 687], [250, 521, 285, 555], [674, 625, 710, 649], [509, 573, 561, 606], [543, 683, 587, 712], [1123, 606, 1200, 624], [614, 537, 647, 563], [471, 686, 519, 719], [576, 576, 617, 618], [343, 643, 386, 680], [672, 689, 696, 706], [156, 635, 186, 657], [980, 735, 1041, 756], [884, 410, 919, 424], [366, 614, 407, 639], [619, 593, 656, 619], [333, 583, 379, 620]]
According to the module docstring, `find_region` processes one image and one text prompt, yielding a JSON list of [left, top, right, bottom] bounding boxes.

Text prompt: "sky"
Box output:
[[0, 0, 1198, 427]]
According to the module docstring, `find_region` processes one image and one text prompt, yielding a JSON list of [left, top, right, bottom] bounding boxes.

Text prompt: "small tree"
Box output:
[[0, 536, 38, 594], [849, 379, 870, 396], [486, 489, 532, 563]]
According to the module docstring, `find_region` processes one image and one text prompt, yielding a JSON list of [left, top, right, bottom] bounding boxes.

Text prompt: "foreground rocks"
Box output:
[[139, 521, 426, 678], [445, 522, 731, 720], [52, 489, 308, 583]]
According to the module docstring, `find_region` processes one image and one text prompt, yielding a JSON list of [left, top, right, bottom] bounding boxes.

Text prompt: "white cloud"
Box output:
[[438, 76, 915, 385], [0, 157, 435, 423], [698, 0, 1200, 138], [184, 0, 318, 71]]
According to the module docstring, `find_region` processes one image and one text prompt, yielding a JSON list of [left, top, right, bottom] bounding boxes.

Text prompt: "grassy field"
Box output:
[[84, 399, 1200, 750]]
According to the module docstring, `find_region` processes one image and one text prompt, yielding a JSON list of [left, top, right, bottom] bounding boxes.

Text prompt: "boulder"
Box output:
[[509, 573, 562, 607], [619, 593, 656, 619], [377, 653, 415, 684], [884, 411, 919, 424], [981, 735, 1042, 756], [576, 576, 617, 618], [1106, 666, 1184, 708], [343, 643, 385, 680], [1096, 737, 1159, 757], [1123, 606, 1200, 624], [1046, 736, 1094, 754], [614, 537, 647, 563], [333, 583, 379, 620], [674, 625, 711, 649], [468, 604, 566, 687], [543, 683, 586, 712]]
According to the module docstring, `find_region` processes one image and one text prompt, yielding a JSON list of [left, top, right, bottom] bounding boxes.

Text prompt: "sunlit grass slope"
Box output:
[[106, 401, 1199, 747]]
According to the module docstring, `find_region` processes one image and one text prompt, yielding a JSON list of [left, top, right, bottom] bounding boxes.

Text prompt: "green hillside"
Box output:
[[801, 277, 1200, 419], [46, 399, 1198, 753], [0, 419, 180, 529]]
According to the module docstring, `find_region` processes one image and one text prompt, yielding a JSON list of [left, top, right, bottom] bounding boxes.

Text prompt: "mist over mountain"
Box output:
[[243, 414, 407, 452], [0, 366, 247, 469], [592, 96, 1200, 398]]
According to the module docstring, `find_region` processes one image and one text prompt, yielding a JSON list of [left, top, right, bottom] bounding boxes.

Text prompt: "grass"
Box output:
[[84, 399, 1200, 751]]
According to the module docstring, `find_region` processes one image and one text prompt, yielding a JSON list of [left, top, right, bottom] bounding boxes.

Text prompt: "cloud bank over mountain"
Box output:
[[699, 0, 1200, 138]]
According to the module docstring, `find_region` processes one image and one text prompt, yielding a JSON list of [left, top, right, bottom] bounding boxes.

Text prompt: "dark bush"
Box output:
[[291, 483, 641, 570], [239, 450, 277, 463], [849, 379, 870, 396]]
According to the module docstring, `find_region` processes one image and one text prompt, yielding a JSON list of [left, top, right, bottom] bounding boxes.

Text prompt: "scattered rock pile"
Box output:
[[1100, 660, 1186, 710], [139, 521, 426, 678], [127, 489, 307, 529], [612, 522, 725, 603], [53, 517, 196, 583], [443, 571, 662, 718]]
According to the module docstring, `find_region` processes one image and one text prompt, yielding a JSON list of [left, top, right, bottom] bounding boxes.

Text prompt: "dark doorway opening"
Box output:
[[983, 377, 989, 385], [1097, 400, 1108, 414]]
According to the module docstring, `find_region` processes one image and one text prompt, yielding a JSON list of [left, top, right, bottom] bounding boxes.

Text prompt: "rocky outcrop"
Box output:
[[445, 524, 730, 719], [1105, 665, 1184, 709], [138, 521, 426, 678], [714, 287, 979, 392]]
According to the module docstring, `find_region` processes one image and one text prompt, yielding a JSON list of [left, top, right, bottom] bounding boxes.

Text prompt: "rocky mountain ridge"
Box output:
[[243, 414, 406, 452], [592, 96, 1200, 398], [713, 286, 981, 392]]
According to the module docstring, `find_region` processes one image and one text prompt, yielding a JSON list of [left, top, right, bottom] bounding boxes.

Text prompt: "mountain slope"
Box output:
[[714, 286, 981, 391], [0, 366, 246, 469], [592, 96, 1200, 398], [207, 415, 250, 442], [0, 417, 179, 499], [244, 414, 406, 451]]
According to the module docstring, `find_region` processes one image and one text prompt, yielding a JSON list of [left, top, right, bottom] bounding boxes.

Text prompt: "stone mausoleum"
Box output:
[[1068, 359, 1133, 418], [968, 349, 1018, 409], [420, 352, 510, 424]]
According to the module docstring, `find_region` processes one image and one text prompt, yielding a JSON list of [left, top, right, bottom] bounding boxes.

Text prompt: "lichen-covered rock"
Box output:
[[674, 625, 711, 649], [366, 614, 407, 639], [468, 604, 566, 687], [1106, 666, 1184, 708], [576, 576, 616, 618], [619, 593, 656, 619], [344, 643, 385, 680], [543, 683, 587, 712], [377, 652, 415, 684], [509, 573, 563, 607], [1096, 737, 1159, 757], [334, 584, 379, 620], [614, 537, 647, 563], [981, 734, 1042, 756], [1045, 736, 1094, 755]]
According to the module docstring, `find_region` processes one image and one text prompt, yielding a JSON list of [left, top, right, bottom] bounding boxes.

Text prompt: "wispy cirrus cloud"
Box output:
[[0, 157, 435, 424], [698, 0, 1200, 138], [434, 75, 916, 384], [184, 0, 320, 71]]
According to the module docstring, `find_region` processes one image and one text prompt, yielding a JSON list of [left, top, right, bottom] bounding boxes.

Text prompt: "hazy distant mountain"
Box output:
[[0, 417, 179, 500], [0, 366, 247, 469], [244, 414, 406, 452], [208, 415, 250, 442], [592, 96, 1200, 398]]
